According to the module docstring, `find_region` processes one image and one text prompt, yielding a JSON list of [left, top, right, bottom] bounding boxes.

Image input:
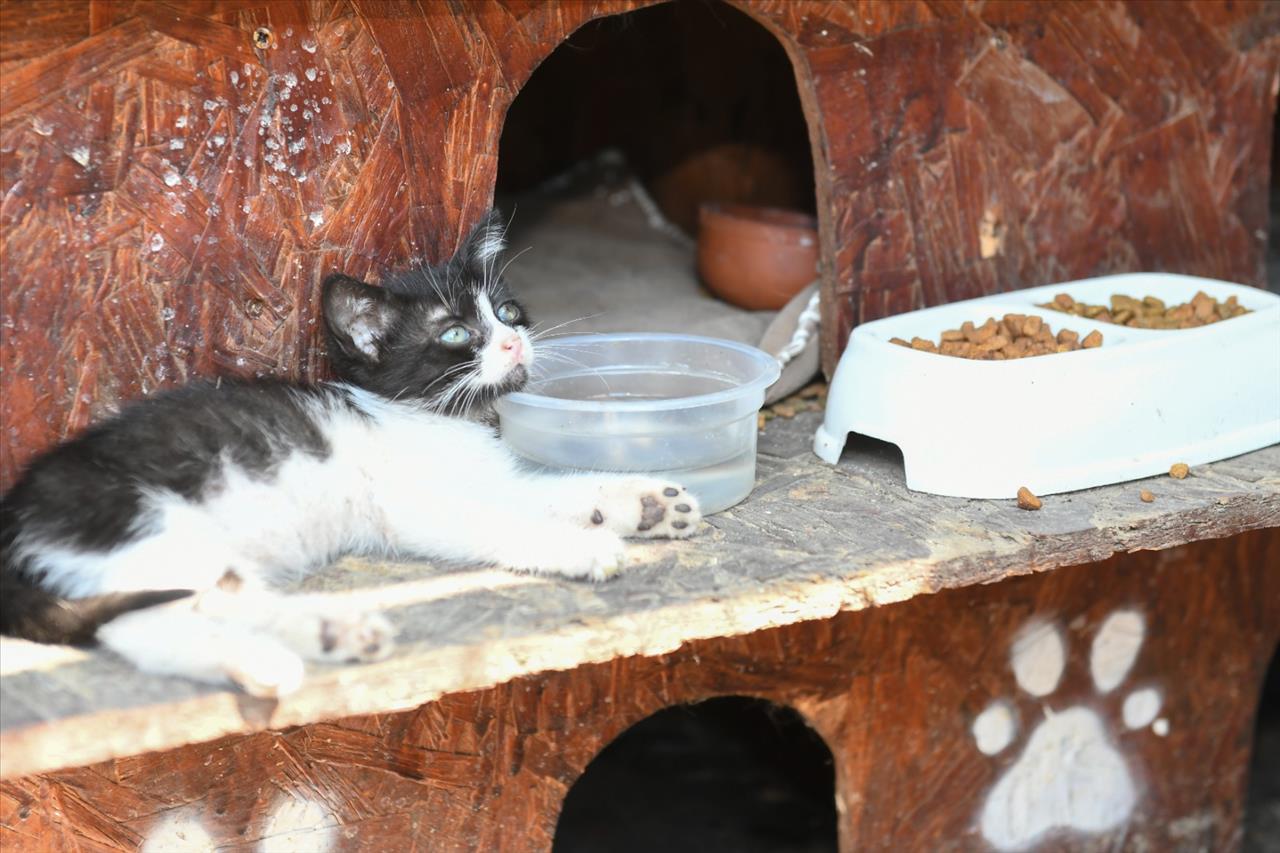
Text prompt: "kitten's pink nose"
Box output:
[[500, 335, 524, 362]]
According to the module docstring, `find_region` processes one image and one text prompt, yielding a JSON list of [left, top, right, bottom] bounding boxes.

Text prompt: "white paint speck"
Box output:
[[203, 99, 219, 111], [175, 115, 188, 129], [163, 171, 181, 187], [283, 71, 298, 88], [305, 67, 318, 81], [301, 35, 318, 53], [161, 307, 176, 321], [1010, 621, 1065, 697], [169, 139, 185, 150], [288, 138, 306, 154], [149, 234, 164, 252], [973, 701, 1016, 755], [230, 70, 240, 86], [69, 146, 91, 166], [1153, 717, 1169, 736], [32, 116, 54, 136], [1091, 610, 1144, 693], [212, 135, 226, 147], [308, 211, 324, 228], [1122, 687, 1162, 730]]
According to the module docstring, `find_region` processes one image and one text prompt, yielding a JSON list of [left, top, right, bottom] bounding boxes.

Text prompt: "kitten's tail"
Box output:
[[0, 575, 193, 646], [0, 504, 192, 646]]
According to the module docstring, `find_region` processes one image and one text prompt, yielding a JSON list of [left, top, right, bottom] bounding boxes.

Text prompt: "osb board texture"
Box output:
[[2, 532, 1278, 852], [2, 411, 1278, 779], [2, 0, 1279, 487]]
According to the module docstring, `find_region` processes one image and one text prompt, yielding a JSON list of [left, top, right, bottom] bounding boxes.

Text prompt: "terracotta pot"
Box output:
[[697, 203, 818, 311]]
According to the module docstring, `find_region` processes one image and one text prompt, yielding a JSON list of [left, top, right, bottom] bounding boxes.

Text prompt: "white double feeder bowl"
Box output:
[[814, 273, 1280, 498]]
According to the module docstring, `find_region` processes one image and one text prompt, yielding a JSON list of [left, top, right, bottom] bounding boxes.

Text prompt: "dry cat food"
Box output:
[[1169, 462, 1190, 479], [889, 314, 1100, 360], [1039, 291, 1249, 329], [1016, 486, 1042, 510]]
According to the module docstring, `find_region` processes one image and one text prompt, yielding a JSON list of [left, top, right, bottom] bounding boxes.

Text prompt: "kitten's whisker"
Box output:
[[528, 313, 602, 341], [527, 350, 614, 395], [496, 245, 533, 283]]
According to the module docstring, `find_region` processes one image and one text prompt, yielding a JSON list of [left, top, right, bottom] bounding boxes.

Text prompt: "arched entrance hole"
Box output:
[[495, 0, 821, 357], [552, 696, 838, 852]]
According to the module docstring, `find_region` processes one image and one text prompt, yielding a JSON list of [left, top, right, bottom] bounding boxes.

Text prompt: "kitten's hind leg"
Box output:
[[95, 600, 306, 698], [192, 573, 395, 666], [531, 475, 703, 540]]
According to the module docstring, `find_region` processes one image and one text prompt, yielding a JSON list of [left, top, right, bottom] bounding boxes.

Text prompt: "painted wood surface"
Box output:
[[2, 0, 1277, 487], [2, 530, 1276, 851], [2, 411, 1277, 780]]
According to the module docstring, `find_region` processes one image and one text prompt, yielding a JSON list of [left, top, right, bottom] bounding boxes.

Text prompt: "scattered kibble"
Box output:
[[890, 314, 1101, 360], [1140, 490, 1154, 503], [1040, 291, 1249, 329], [1169, 462, 1190, 479], [1017, 486, 1042, 510], [758, 383, 828, 431]]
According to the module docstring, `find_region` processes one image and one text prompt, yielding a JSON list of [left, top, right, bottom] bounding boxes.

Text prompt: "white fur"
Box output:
[[472, 228, 505, 264], [18, 385, 700, 695], [475, 292, 531, 385]]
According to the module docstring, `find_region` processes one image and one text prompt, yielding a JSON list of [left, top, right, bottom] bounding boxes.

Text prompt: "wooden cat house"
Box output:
[[1, 1, 1278, 850]]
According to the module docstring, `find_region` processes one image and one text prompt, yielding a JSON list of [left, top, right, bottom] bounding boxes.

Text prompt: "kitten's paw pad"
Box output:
[[224, 646, 305, 698], [594, 480, 701, 539], [318, 612, 396, 664]]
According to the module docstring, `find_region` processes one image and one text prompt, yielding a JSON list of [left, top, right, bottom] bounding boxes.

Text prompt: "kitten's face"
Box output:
[[321, 212, 534, 414]]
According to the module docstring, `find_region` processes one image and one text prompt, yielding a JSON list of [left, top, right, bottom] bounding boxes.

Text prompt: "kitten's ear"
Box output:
[[322, 274, 398, 362], [460, 209, 507, 272]]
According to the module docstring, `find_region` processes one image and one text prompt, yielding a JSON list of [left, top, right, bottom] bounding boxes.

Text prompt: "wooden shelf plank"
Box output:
[[2, 412, 1276, 779]]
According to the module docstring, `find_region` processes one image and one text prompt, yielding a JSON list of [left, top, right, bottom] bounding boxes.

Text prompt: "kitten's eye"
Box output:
[[496, 302, 521, 325], [439, 326, 472, 346]]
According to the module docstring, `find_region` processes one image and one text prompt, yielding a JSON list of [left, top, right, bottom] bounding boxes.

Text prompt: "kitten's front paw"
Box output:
[[523, 528, 627, 582], [590, 479, 702, 539]]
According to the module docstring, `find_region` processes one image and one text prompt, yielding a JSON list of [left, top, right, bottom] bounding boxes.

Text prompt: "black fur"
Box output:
[[1, 210, 528, 645], [322, 213, 530, 411]]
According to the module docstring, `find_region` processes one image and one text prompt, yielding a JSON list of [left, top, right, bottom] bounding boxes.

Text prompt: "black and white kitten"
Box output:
[[0, 212, 701, 696]]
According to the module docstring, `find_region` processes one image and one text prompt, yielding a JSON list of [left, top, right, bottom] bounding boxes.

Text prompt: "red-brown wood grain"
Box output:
[[2, 531, 1276, 851], [2, 1, 1276, 488]]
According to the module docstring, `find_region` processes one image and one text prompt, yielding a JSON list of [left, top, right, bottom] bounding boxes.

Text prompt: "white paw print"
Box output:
[[973, 610, 1168, 851]]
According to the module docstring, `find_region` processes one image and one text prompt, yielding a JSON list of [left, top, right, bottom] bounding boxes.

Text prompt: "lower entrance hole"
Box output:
[[552, 696, 838, 853]]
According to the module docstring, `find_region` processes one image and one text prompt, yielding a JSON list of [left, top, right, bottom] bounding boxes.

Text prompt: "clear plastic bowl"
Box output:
[[496, 333, 781, 514]]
